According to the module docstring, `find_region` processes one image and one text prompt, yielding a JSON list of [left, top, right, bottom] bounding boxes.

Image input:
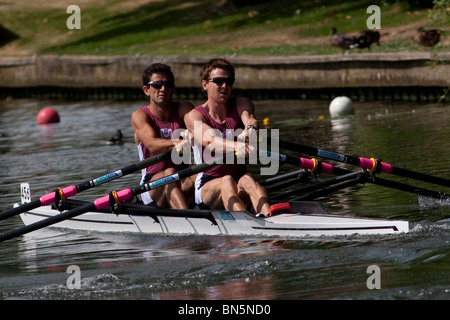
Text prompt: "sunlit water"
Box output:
[[1, 97, 450, 300]]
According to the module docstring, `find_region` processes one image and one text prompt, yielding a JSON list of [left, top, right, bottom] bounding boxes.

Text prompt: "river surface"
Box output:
[[0, 97, 450, 302]]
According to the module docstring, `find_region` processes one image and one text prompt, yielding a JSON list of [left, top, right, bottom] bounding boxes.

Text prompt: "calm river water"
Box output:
[[0, 97, 449, 302]]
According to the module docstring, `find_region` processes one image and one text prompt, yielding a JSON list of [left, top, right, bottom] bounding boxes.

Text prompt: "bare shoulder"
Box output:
[[184, 107, 203, 122], [131, 107, 147, 123]]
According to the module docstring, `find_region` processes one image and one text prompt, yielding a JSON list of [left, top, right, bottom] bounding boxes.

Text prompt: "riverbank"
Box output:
[[1, 52, 449, 101], [1, 0, 448, 58]]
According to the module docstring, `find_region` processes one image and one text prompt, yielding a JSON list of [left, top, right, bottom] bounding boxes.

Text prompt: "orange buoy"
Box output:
[[36, 108, 60, 124]]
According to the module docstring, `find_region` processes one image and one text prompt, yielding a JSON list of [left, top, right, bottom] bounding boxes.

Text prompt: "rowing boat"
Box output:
[[15, 183, 409, 238]]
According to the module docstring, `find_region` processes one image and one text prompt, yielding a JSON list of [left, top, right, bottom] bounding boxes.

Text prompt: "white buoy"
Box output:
[[329, 96, 354, 117]]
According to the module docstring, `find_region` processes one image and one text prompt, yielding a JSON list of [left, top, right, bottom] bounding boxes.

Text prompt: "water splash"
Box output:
[[418, 194, 450, 208]]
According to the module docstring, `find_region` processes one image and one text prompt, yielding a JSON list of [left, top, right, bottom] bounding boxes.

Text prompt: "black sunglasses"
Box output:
[[208, 77, 235, 86], [147, 81, 175, 89]]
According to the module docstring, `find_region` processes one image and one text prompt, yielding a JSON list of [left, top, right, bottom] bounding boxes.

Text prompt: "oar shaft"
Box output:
[[0, 200, 42, 222], [270, 170, 364, 200], [279, 140, 450, 188], [0, 154, 228, 242], [90, 159, 220, 211], [293, 178, 363, 201], [0, 203, 96, 242], [76, 149, 173, 191], [0, 150, 174, 221], [264, 148, 450, 201], [363, 175, 450, 200], [388, 166, 450, 188], [259, 169, 306, 186]]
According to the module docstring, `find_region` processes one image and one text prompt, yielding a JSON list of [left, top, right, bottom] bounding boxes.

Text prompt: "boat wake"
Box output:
[[418, 194, 450, 208]]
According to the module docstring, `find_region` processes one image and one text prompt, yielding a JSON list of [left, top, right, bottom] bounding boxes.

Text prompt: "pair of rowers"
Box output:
[[131, 59, 271, 218]]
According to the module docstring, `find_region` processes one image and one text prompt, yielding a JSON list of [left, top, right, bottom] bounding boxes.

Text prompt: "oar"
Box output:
[[278, 140, 450, 188], [360, 173, 450, 201], [264, 172, 309, 193], [291, 174, 365, 201], [259, 150, 349, 176], [270, 170, 365, 200], [0, 154, 232, 242], [268, 152, 450, 201], [259, 169, 306, 186], [289, 172, 450, 202], [0, 149, 177, 222]]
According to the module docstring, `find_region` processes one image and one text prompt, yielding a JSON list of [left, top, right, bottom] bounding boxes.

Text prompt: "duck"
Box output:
[[353, 30, 380, 50], [414, 27, 441, 49], [106, 129, 124, 145], [330, 27, 356, 54]]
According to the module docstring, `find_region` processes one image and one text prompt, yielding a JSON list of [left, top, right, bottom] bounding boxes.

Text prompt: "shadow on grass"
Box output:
[[42, 0, 383, 54]]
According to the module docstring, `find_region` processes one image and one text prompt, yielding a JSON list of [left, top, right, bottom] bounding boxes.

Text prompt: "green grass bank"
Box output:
[[0, 0, 448, 57]]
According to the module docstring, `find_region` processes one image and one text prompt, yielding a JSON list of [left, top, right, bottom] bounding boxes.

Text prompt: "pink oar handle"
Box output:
[[359, 157, 393, 174], [94, 189, 133, 210], [320, 162, 335, 174], [39, 185, 78, 206], [300, 158, 335, 174]]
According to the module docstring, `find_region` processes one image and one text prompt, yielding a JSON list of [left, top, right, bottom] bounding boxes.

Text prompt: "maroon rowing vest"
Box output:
[[138, 103, 187, 176], [194, 99, 245, 178]]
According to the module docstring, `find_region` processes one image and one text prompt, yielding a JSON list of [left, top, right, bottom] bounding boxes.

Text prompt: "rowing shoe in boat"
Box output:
[[14, 183, 409, 238]]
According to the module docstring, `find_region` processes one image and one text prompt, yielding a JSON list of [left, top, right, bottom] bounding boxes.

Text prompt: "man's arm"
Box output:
[[184, 108, 247, 156], [236, 97, 258, 128], [131, 109, 181, 154]]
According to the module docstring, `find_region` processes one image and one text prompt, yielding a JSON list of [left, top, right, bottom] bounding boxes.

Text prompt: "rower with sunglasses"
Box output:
[[185, 58, 271, 217], [131, 63, 195, 209]]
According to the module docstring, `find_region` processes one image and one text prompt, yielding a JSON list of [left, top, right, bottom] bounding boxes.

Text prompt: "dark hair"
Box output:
[[142, 63, 175, 86], [200, 58, 235, 81]]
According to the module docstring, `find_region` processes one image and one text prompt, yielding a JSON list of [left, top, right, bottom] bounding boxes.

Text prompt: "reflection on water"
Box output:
[[38, 124, 56, 151], [154, 275, 277, 300], [1, 98, 450, 300], [330, 117, 353, 157]]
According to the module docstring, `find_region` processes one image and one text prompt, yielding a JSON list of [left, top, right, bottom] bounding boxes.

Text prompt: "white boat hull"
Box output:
[[15, 182, 409, 238], [19, 203, 409, 238]]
